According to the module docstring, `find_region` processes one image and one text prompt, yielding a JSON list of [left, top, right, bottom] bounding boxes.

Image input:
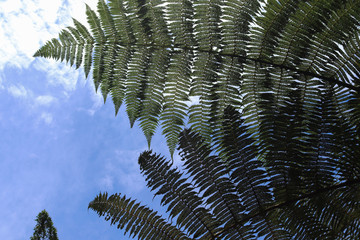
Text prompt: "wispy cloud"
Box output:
[[98, 150, 147, 194], [7, 84, 29, 98], [0, 0, 98, 92], [39, 112, 53, 125], [35, 95, 56, 107]]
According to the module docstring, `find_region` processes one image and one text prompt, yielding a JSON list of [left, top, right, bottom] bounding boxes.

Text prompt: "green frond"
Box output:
[[160, 50, 192, 156], [110, 46, 133, 115], [143, 0, 171, 46], [178, 129, 251, 239], [72, 18, 93, 43], [166, 0, 195, 47], [125, 0, 152, 44], [138, 151, 220, 239], [97, 0, 117, 40], [139, 48, 170, 147], [193, 0, 221, 50], [100, 42, 117, 101], [89, 192, 190, 240], [86, 4, 105, 43], [83, 44, 93, 78], [108, 0, 135, 44], [92, 44, 106, 91], [125, 47, 151, 127], [220, 0, 261, 56]]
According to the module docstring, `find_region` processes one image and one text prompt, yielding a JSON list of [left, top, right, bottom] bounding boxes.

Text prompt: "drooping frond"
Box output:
[[89, 192, 190, 240], [90, 101, 360, 239], [35, 0, 360, 168]]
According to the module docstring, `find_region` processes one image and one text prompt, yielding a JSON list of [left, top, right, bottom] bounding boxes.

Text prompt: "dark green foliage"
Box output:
[[34, 0, 360, 155], [35, 0, 360, 239], [30, 210, 58, 240], [35, 0, 360, 156], [90, 106, 360, 239]]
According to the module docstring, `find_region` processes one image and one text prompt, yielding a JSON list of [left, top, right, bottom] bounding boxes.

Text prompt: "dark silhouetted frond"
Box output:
[[89, 192, 190, 240]]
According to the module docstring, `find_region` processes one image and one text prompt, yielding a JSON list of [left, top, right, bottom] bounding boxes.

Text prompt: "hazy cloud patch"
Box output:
[[8, 84, 28, 98], [35, 95, 56, 106]]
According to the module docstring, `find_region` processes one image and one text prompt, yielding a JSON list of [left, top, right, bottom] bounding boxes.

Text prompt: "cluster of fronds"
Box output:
[[34, 0, 359, 156], [90, 106, 360, 239], [36, 0, 360, 239]]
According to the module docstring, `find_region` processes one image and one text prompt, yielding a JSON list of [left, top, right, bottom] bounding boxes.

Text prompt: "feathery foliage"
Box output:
[[35, 0, 360, 238], [90, 106, 360, 239], [35, 0, 360, 155]]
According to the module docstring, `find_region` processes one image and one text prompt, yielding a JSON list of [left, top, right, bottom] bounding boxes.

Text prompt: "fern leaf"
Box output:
[[179, 129, 252, 239], [166, 0, 195, 47], [89, 192, 190, 240], [72, 18, 93, 43], [125, 47, 151, 127], [139, 48, 170, 147], [161, 50, 192, 157], [108, 0, 135, 44], [138, 150, 221, 239], [86, 4, 105, 43], [97, 0, 117, 40]]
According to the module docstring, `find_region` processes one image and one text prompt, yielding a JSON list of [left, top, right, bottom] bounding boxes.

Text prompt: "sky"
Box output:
[[0, 0, 172, 239]]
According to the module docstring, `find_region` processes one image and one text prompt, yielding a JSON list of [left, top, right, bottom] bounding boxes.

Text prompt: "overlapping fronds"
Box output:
[[34, 0, 360, 155], [90, 106, 360, 239], [36, 0, 360, 237]]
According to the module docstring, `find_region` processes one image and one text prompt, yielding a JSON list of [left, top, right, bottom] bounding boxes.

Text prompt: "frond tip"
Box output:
[[89, 192, 190, 240]]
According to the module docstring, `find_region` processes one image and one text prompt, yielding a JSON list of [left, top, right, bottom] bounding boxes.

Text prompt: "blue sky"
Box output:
[[0, 0, 173, 239]]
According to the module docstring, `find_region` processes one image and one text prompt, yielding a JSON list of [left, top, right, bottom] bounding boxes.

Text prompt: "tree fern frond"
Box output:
[[328, 32, 360, 85], [125, 47, 151, 127], [111, 46, 133, 115], [165, 0, 195, 47], [178, 129, 251, 239], [72, 18, 93, 43], [92, 44, 106, 91], [108, 0, 135, 44], [86, 4, 105, 43], [248, 0, 301, 61], [138, 151, 220, 239], [139, 48, 170, 147], [220, 0, 261, 56], [161, 50, 192, 156], [193, 0, 221, 50], [126, 0, 152, 44], [100, 42, 117, 101], [300, 0, 360, 77], [89, 192, 190, 240], [97, 0, 117, 40], [189, 51, 220, 141], [83, 43, 93, 78], [144, 0, 171, 46]]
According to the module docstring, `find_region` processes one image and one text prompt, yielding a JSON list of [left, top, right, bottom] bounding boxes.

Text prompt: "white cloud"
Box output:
[[33, 58, 81, 92], [0, 0, 98, 92], [40, 112, 53, 125], [8, 84, 28, 98], [35, 95, 56, 106]]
